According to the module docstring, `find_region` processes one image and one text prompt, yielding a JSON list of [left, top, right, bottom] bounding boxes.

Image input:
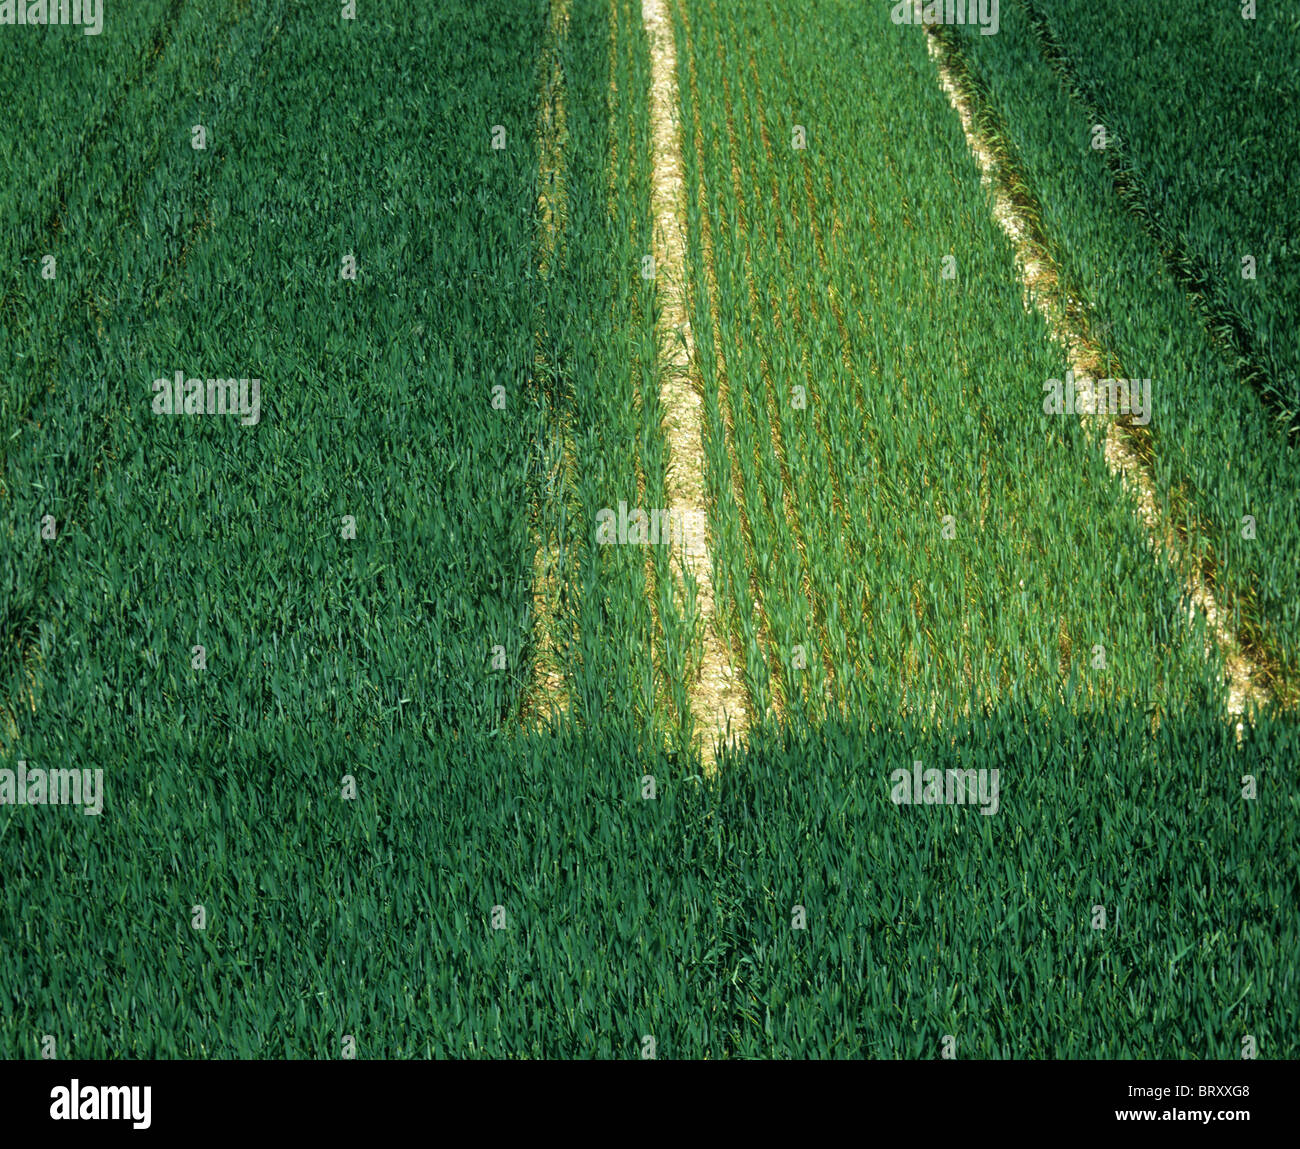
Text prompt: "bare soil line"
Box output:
[[522, 0, 575, 732], [643, 0, 748, 772], [922, 21, 1271, 731], [623, 0, 680, 748]]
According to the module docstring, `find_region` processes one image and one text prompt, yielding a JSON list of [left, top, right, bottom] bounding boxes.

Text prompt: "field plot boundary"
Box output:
[[522, 0, 576, 732], [921, 19, 1273, 725], [643, 0, 748, 769]]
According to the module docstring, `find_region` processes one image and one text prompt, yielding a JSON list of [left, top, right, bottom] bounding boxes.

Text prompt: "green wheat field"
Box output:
[[0, 0, 1296, 1058]]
